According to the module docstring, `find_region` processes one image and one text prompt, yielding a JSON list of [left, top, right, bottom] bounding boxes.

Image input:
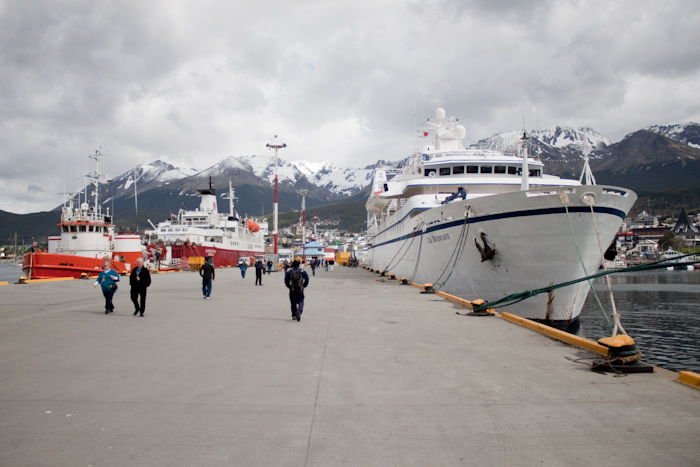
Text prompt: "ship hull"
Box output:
[[366, 185, 636, 327], [163, 243, 263, 268], [22, 252, 133, 280]]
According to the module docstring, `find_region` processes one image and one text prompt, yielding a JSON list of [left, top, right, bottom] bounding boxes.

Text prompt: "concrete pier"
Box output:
[[1, 266, 699, 466]]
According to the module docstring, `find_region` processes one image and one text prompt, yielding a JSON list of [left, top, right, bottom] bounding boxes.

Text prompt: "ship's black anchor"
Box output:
[[475, 232, 495, 262]]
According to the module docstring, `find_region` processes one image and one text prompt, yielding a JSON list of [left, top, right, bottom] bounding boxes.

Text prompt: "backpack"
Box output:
[[289, 269, 304, 291]]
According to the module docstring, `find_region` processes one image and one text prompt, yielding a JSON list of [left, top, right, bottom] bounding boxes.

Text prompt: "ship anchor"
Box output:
[[475, 232, 495, 262]]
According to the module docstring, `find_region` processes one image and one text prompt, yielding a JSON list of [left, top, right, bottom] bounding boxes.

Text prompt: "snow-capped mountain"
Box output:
[[645, 123, 700, 150], [475, 126, 611, 154], [65, 121, 700, 223], [475, 126, 612, 177], [111, 160, 199, 195]]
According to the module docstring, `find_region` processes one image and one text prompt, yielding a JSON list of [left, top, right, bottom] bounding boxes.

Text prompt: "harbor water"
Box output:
[[578, 269, 700, 373], [0, 262, 22, 283]]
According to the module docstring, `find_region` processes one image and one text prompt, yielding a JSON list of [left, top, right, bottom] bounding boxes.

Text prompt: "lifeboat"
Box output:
[[247, 220, 260, 232]]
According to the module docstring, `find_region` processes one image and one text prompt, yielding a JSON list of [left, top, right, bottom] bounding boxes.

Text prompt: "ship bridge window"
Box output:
[[70, 225, 77, 233], [480, 166, 493, 174], [466, 165, 478, 174], [508, 166, 519, 175], [452, 166, 465, 175], [79, 225, 87, 232], [424, 168, 436, 177], [439, 167, 450, 176], [88, 226, 94, 232], [62, 226, 69, 233], [529, 169, 541, 177], [494, 166, 506, 174]]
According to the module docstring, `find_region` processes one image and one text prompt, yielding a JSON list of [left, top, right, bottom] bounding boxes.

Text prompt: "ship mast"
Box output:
[[221, 180, 238, 217], [87, 149, 106, 219], [519, 133, 529, 191]]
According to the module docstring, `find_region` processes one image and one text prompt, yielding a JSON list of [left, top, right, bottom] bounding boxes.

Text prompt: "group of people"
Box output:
[[236, 258, 271, 285], [95, 255, 311, 323], [204, 256, 311, 321], [94, 257, 151, 316], [281, 258, 334, 274]]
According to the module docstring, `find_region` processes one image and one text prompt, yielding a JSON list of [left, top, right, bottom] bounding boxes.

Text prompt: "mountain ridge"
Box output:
[[3, 122, 699, 243]]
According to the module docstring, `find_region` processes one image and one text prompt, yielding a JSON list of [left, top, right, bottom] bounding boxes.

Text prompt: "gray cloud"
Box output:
[[1, 0, 699, 213]]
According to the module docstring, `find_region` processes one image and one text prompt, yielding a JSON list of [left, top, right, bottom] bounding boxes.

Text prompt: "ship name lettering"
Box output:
[[427, 233, 450, 244]]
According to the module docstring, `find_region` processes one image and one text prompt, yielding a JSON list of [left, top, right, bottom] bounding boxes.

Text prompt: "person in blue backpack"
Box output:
[[94, 260, 120, 314], [284, 260, 309, 321]]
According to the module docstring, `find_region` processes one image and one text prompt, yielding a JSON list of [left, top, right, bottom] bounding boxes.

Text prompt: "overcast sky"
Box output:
[[2, 0, 699, 214]]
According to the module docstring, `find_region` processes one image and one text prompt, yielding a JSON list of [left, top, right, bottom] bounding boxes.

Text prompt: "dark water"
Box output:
[[0, 263, 22, 282], [578, 269, 700, 373]]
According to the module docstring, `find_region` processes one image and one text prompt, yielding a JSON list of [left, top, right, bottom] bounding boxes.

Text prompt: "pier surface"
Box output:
[[1, 266, 699, 466]]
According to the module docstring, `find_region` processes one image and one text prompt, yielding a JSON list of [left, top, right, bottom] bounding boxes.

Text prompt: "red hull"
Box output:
[[153, 244, 262, 268], [22, 252, 135, 280]]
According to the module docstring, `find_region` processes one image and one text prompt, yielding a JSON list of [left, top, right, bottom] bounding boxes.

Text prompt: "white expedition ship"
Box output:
[[365, 108, 637, 329]]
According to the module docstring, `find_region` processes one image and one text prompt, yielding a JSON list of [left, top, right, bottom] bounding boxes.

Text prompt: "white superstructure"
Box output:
[[144, 181, 267, 265]]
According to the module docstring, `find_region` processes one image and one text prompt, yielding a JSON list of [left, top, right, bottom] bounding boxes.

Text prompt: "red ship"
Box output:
[[23, 150, 143, 279]]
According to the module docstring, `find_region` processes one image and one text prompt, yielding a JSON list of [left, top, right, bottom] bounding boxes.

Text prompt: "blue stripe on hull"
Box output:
[[370, 205, 626, 250]]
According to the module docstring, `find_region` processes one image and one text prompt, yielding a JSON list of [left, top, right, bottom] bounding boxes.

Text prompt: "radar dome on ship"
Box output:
[[435, 108, 446, 120], [456, 125, 466, 139]]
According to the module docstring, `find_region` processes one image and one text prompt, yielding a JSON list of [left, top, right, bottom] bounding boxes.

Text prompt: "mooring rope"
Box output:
[[588, 203, 627, 335], [433, 214, 471, 291], [472, 253, 700, 312], [382, 221, 423, 274], [409, 222, 426, 283], [563, 203, 611, 328]]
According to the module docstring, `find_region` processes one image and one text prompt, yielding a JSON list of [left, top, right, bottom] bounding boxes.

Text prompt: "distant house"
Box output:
[[631, 227, 670, 243], [301, 241, 324, 259], [629, 239, 659, 255], [673, 207, 700, 247], [629, 211, 659, 229]]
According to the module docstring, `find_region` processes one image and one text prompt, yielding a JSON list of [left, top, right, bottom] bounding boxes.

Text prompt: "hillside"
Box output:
[[590, 130, 700, 191]]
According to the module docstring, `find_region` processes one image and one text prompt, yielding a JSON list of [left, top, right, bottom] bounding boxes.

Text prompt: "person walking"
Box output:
[[283, 259, 289, 274], [239, 260, 248, 280], [254, 259, 264, 286], [94, 260, 120, 314], [129, 257, 151, 317], [284, 260, 309, 321], [310, 259, 316, 276], [266, 259, 273, 274], [329, 259, 335, 272], [199, 257, 215, 299]]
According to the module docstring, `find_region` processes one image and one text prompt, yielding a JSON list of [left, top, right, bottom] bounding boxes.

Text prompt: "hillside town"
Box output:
[[612, 207, 699, 266]]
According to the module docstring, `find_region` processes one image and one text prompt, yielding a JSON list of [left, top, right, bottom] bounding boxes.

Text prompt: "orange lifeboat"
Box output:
[[247, 220, 260, 232]]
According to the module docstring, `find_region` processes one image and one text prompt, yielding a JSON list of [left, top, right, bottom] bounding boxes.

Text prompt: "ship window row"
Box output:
[[62, 225, 105, 233], [426, 165, 541, 177]]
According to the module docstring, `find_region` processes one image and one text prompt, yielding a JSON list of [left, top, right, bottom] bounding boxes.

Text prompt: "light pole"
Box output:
[[299, 189, 308, 262], [266, 136, 286, 257]]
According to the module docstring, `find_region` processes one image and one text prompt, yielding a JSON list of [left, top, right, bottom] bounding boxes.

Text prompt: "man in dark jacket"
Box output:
[[199, 257, 215, 298], [130, 257, 152, 317], [254, 259, 265, 286], [284, 260, 309, 321]]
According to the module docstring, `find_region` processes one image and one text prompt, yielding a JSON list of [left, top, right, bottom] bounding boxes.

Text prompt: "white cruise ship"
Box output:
[[365, 108, 637, 329]]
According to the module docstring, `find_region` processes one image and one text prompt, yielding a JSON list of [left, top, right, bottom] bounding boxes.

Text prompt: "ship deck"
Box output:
[[1, 266, 699, 466]]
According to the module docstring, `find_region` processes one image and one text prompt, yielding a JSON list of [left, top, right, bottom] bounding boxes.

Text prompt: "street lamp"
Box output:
[[299, 189, 308, 262], [266, 135, 286, 257]]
